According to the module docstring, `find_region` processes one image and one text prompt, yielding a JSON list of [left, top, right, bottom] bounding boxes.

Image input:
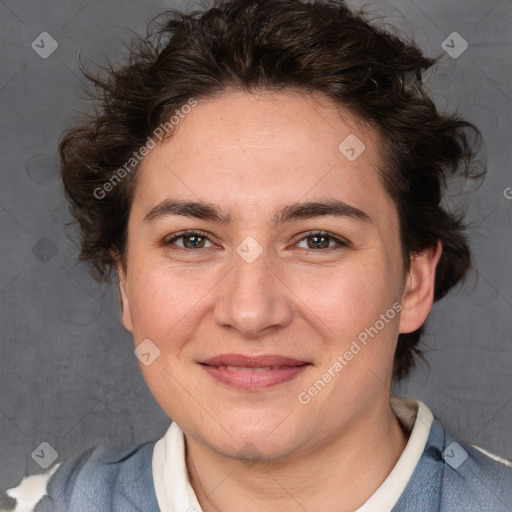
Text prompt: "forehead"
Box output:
[[133, 90, 394, 224]]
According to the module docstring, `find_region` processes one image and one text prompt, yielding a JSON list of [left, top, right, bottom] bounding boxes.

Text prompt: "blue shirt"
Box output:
[[3, 401, 511, 511]]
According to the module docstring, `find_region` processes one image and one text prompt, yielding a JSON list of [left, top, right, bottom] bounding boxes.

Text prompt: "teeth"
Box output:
[[208, 364, 306, 371], [220, 365, 276, 372]]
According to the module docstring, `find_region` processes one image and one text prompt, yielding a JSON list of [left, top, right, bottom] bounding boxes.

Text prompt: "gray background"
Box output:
[[0, 0, 511, 494]]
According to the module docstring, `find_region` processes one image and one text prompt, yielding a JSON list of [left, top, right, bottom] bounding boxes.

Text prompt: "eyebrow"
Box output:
[[144, 199, 231, 224], [273, 199, 371, 226], [143, 198, 371, 225]]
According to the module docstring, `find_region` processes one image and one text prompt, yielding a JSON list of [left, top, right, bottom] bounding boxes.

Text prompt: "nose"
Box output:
[[212, 247, 293, 338]]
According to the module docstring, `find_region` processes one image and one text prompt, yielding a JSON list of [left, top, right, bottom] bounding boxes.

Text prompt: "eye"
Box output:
[[295, 231, 349, 251], [163, 230, 215, 249]]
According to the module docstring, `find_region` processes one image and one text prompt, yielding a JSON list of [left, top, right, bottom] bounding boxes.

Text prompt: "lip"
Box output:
[[201, 354, 309, 367], [199, 354, 311, 391]]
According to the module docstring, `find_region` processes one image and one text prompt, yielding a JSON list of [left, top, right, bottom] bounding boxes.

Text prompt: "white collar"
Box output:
[[152, 420, 203, 511], [151, 396, 433, 512], [356, 397, 433, 511]]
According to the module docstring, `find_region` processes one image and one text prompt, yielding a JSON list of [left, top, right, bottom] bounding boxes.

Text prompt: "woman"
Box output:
[[2, 0, 511, 510]]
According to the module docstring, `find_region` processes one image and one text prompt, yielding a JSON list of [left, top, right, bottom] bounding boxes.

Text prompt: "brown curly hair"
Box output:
[[59, 0, 483, 380]]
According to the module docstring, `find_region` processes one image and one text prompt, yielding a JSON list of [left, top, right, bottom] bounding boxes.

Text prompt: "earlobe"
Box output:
[[116, 263, 134, 332], [398, 240, 443, 334]]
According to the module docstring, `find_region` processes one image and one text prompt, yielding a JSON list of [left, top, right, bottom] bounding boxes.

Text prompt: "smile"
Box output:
[[199, 354, 311, 391]]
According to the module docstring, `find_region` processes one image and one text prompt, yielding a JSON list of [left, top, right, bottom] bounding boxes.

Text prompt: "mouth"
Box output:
[[198, 354, 312, 391]]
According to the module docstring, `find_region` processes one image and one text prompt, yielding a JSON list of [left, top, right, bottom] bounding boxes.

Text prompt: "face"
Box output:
[[118, 90, 438, 461]]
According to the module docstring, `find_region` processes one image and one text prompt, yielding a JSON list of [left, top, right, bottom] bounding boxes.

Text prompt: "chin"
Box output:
[[201, 414, 311, 463], [213, 435, 299, 465]]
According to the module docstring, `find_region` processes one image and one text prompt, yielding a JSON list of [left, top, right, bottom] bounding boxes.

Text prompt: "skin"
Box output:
[[118, 90, 442, 511]]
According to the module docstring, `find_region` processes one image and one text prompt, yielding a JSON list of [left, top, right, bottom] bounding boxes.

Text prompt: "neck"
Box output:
[[185, 398, 408, 512]]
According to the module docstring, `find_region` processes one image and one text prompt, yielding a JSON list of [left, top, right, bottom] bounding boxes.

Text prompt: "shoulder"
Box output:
[[1, 441, 159, 512], [396, 417, 512, 511]]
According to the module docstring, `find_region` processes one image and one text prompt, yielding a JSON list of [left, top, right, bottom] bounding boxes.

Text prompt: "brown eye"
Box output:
[[295, 231, 350, 251], [306, 234, 331, 249], [164, 230, 214, 249], [182, 234, 207, 248]]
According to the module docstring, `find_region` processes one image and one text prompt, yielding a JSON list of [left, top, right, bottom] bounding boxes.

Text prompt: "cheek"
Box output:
[[296, 256, 402, 389], [296, 258, 398, 334], [126, 262, 215, 343]]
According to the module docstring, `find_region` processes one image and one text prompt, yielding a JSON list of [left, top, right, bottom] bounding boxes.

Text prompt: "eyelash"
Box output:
[[163, 230, 217, 250], [294, 231, 350, 252], [162, 230, 350, 252]]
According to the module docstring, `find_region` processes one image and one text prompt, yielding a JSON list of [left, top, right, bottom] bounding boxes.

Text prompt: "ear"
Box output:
[[117, 262, 134, 332], [399, 240, 442, 334]]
